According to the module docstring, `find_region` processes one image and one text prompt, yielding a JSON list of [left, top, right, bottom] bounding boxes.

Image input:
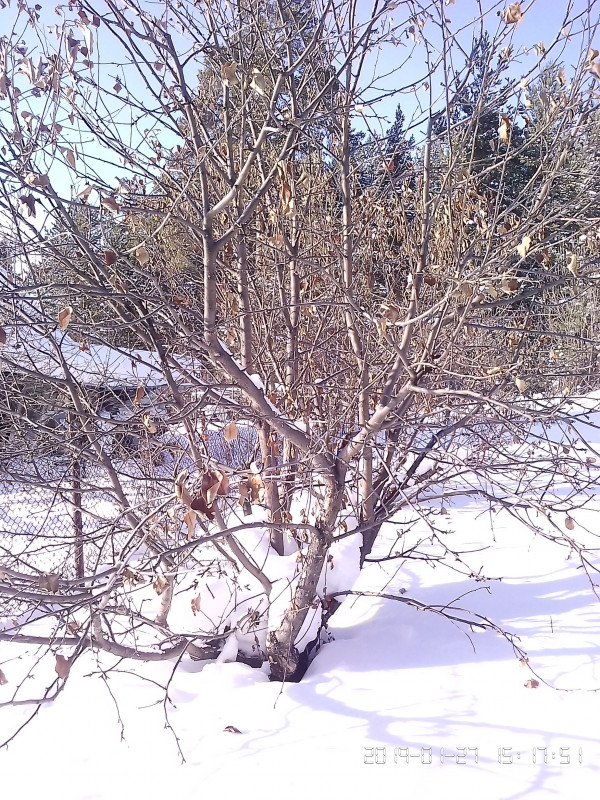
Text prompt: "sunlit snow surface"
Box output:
[[2, 502, 599, 799], [2, 398, 600, 797]]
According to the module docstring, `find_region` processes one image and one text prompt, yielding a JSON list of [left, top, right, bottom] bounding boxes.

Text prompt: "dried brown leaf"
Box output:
[[39, 573, 60, 593], [77, 184, 93, 203], [202, 470, 222, 507], [136, 245, 150, 265], [501, 277, 520, 293], [281, 181, 295, 217], [524, 679, 539, 689], [221, 62, 238, 87], [21, 112, 35, 134], [153, 575, 169, 596], [101, 196, 120, 213], [18, 57, 37, 84], [297, 169, 311, 188], [190, 494, 215, 520], [0, 668, 7, 685], [502, 3, 523, 24], [217, 472, 230, 496], [25, 172, 50, 189], [20, 194, 36, 217], [191, 594, 201, 615], [142, 413, 157, 434], [55, 654, 71, 679], [381, 302, 400, 323], [517, 235, 531, 259], [64, 148, 76, 169], [175, 474, 194, 509], [498, 114, 512, 145], [80, 21, 93, 57], [566, 251, 578, 277], [268, 233, 284, 248], [250, 67, 266, 96], [514, 376, 527, 393], [183, 507, 197, 539], [123, 567, 144, 585], [238, 480, 250, 507], [277, 160, 295, 217], [224, 421, 238, 442], [133, 385, 145, 406], [586, 48, 599, 66], [58, 306, 72, 331], [565, 517, 575, 530], [247, 472, 265, 503]]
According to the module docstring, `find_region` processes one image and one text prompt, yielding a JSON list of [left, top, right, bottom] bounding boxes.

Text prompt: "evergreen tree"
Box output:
[[349, 105, 415, 194], [381, 105, 415, 191]]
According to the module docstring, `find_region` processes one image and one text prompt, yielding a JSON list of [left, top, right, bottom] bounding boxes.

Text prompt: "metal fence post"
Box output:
[[68, 412, 84, 579]]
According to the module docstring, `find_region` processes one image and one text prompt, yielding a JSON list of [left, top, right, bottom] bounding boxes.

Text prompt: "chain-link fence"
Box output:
[[0, 426, 258, 599], [0, 468, 157, 582]]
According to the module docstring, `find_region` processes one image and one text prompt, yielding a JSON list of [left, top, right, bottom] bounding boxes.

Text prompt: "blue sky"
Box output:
[[1, 0, 597, 206], [354, 0, 599, 141]]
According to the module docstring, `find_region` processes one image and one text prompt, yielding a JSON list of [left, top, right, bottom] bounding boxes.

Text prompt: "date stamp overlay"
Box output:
[[364, 746, 585, 766]]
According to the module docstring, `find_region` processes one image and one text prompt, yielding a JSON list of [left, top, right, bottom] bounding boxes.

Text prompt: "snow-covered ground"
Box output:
[[2, 389, 600, 798], [1, 496, 599, 800]]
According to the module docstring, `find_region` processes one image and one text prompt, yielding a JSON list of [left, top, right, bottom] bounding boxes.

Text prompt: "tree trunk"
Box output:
[[267, 528, 331, 681], [258, 422, 284, 555], [267, 464, 344, 680]]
